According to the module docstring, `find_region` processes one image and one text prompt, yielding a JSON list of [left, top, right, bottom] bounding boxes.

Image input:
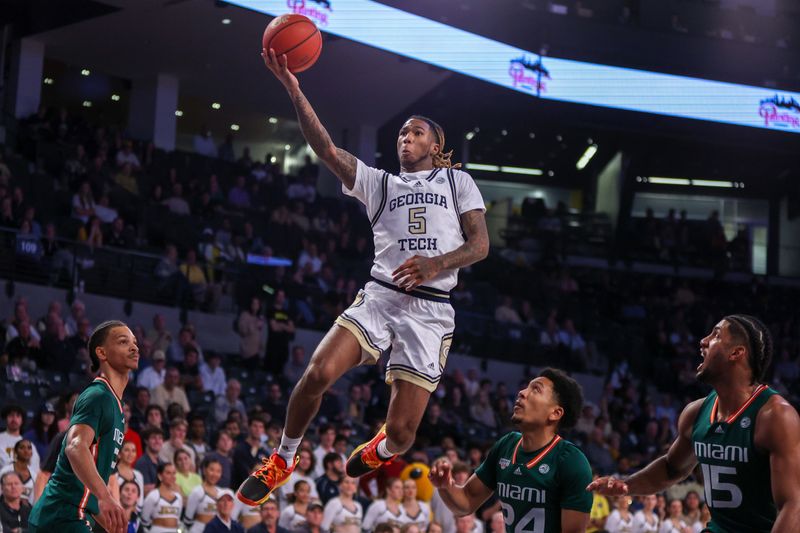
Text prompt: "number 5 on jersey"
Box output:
[[408, 207, 427, 234]]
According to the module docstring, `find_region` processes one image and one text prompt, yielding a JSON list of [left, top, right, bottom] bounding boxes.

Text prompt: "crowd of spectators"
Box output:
[[0, 107, 798, 533]]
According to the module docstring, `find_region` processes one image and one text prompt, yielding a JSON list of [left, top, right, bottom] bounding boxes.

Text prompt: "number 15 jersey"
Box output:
[[691, 384, 778, 533], [343, 160, 486, 293]]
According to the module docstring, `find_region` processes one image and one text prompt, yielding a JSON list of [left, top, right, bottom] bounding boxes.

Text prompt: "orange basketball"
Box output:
[[262, 14, 322, 73]]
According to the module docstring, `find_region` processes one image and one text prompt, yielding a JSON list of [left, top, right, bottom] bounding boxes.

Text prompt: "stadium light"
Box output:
[[576, 145, 598, 170]]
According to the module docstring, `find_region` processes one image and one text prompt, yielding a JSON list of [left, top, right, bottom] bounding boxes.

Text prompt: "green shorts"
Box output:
[[28, 518, 93, 532]]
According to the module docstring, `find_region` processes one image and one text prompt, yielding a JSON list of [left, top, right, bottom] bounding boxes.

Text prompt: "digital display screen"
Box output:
[[226, 0, 800, 134]]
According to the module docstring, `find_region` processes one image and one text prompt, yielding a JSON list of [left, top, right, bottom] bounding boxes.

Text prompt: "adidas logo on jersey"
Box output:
[[414, 181, 424, 188], [715, 425, 725, 433], [514, 467, 522, 475], [427, 362, 435, 370]]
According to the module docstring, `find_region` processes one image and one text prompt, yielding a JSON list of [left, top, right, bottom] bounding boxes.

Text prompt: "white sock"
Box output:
[[376, 439, 395, 460], [278, 434, 302, 464]]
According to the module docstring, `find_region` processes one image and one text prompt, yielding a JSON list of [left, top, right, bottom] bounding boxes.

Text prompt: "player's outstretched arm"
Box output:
[[429, 458, 493, 516], [757, 396, 800, 533], [65, 424, 127, 533], [587, 399, 702, 496], [261, 48, 357, 189]]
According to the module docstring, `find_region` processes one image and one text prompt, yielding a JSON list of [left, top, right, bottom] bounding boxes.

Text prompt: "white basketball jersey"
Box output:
[[343, 160, 486, 294]]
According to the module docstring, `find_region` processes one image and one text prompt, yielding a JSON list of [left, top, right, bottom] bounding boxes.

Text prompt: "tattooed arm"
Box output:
[[262, 48, 357, 189]]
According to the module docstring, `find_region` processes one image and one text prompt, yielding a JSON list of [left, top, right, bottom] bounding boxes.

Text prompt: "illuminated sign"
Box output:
[[227, 0, 800, 134]]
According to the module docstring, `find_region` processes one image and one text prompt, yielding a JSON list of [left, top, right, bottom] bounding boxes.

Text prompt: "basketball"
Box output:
[[262, 14, 322, 73]]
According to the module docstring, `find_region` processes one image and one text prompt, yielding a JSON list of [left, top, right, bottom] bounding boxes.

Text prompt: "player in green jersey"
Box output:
[[588, 314, 800, 533], [29, 320, 139, 533], [429, 368, 592, 533]]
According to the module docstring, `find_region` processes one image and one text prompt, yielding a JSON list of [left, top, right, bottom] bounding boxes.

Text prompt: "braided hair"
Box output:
[[724, 314, 773, 384], [408, 115, 461, 169]]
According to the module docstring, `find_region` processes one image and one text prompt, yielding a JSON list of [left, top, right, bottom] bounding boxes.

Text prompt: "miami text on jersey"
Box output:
[[496, 482, 546, 504], [694, 442, 749, 463]]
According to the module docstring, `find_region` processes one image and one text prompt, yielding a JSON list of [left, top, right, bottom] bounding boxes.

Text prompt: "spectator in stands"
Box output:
[[185, 458, 223, 533], [218, 134, 236, 163], [277, 449, 319, 508], [0, 471, 31, 532], [187, 415, 210, 463], [155, 244, 190, 306], [164, 182, 191, 215], [135, 427, 165, 494], [683, 490, 701, 527], [64, 299, 86, 337], [286, 175, 316, 205], [4, 320, 42, 372], [119, 480, 141, 533], [363, 478, 405, 532], [206, 430, 235, 489], [41, 313, 76, 372], [180, 347, 204, 391], [22, 403, 57, 459], [453, 514, 476, 533], [152, 366, 191, 413], [129, 387, 151, 432], [401, 478, 430, 530], [41, 223, 75, 285], [238, 296, 265, 360], [105, 216, 130, 248], [278, 480, 313, 531], [469, 390, 497, 429], [321, 475, 362, 532], [141, 463, 183, 531], [116, 140, 142, 171], [181, 249, 219, 310], [262, 383, 286, 424], [660, 498, 690, 533], [605, 495, 634, 533], [559, 318, 587, 370], [137, 349, 167, 389], [232, 416, 269, 488], [417, 403, 455, 449], [316, 452, 343, 505], [0, 439, 36, 503], [265, 289, 295, 377], [312, 425, 337, 478], [114, 162, 139, 195], [147, 313, 173, 355], [284, 346, 307, 385], [0, 197, 16, 227], [494, 295, 521, 324], [122, 402, 143, 459], [71, 181, 95, 223], [201, 351, 227, 397], [77, 215, 103, 248], [215, 379, 248, 427], [585, 427, 615, 475], [632, 494, 658, 532], [160, 418, 197, 466], [175, 447, 202, 498], [20, 206, 41, 238], [116, 440, 145, 511], [194, 126, 218, 158], [145, 405, 167, 434], [94, 193, 120, 225], [6, 300, 40, 344], [229, 176, 251, 209], [247, 498, 288, 533]]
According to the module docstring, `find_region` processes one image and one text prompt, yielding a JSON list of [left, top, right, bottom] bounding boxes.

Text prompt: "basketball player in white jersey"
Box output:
[[237, 47, 489, 507]]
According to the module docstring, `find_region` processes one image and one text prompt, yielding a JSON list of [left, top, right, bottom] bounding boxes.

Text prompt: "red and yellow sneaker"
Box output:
[[236, 452, 298, 506], [345, 423, 396, 478]]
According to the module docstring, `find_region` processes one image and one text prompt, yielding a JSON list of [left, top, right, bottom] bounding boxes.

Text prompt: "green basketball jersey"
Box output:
[[475, 432, 593, 533], [691, 384, 778, 533], [30, 375, 125, 525]]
